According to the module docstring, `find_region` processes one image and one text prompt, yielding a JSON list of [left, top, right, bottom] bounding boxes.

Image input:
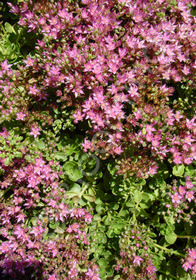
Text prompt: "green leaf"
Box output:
[[54, 227, 64, 234], [78, 197, 87, 206], [71, 183, 81, 193], [126, 201, 134, 207], [63, 161, 83, 181], [139, 202, 149, 209], [134, 190, 142, 203], [30, 217, 37, 226], [65, 192, 80, 199], [4, 158, 10, 166], [166, 224, 175, 235], [37, 202, 45, 207], [54, 151, 67, 161], [88, 188, 96, 196], [95, 198, 103, 205], [34, 141, 45, 150], [112, 203, 119, 210], [96, 205, 105, 215], [142, 192, 154, 201], [114, 276, 121, 280], [185, 165, 195, 177], [65, 145, 76, 155], [94, 232, 107, 243], [93, 214, 102, 221], [83, 194, 96, 202], [113, 223, 125, 234], [142, 127, 146, 135], [4, 22, 15, 34], [118, 210, 129, 217], [106, 228, 114, 238], [14, 151, 22, 158], [107, 163, 117, 175], [102, 215, 110, 225], [49, 221, 59, 229], [172, 165, 184, 177], [165, 232, 177, 244]]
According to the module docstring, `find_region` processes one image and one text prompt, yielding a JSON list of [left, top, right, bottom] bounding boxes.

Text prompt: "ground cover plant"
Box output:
[[0, 0, 196, 279]]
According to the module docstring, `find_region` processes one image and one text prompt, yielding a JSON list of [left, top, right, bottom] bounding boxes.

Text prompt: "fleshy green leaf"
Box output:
[[63, 161, 83, 181], [5, 22, 15, 34], [54, 151, 67, 161], [83, 194, 96, 202], [94, 232, 107, 243], [172, 165, 184, 177], [134, 190, 142, 203], [165, 232, 177, 244]]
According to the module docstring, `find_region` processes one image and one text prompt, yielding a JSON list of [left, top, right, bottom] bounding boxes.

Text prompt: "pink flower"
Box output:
[[30, 226, 44, 238], [128, 84, 139, 97], [148, 164, 158, 175], [185, 180, 194, 189], [162, 69, 171, 80], [82, 139, 92, 152], [1, 59, 11, 71], [7, 3, 20, 14], [48, 65, 60, 76], [24, 56, 34, 67], [133, 255, 143, 266], [86, 268, 95, 277], [171, 192, 183, 204], [16, 111, 26, 121], [146, 124, 156, 134], [84, 61, 93, 72], [151, 137, 160, 147], [0, 242, 10, 253], [107, 61, 118, 74], [174, 110, 183, 122], [84, 213, 92, 223], [48, 274, 57, 280], [48, 200, 57, 208], [16, 213, 26, 223], [178, 186, 186, 196], [59, 8, 67, 18], [29, 85, 39, 96], [182, 261, 192, 271], [182, 65, 190, 75], [113, 145, 123, 155], [147, 264, 157, 274], [35, 158, 45, 167], [189, 249, 196, 259], [173, 153, 183, 164], [68, 268, 78, 278], [13, 226, 25, 239], [185, 191, 195, 202], [29, 126, 40, 138]]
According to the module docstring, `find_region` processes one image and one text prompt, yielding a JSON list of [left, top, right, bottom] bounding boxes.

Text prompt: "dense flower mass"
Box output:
[[0, 0, 196, 279], [0, 130, 98, 279], [4, 0, 196, 180], [183, 248, 196, 275]]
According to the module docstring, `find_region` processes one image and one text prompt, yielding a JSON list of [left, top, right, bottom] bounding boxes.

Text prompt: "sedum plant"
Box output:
[[0, 0, 196, 279]]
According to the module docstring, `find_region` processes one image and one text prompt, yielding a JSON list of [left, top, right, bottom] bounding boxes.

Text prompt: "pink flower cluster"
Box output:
[[0, 130, 99, 279], [115, 226, 157, 279], [170, 177, 196, 206], [6, 0, 196, 178], [182, 248, 196, 275]]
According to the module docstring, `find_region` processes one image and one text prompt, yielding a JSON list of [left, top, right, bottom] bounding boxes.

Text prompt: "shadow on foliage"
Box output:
[[0, 260, 44, 280]]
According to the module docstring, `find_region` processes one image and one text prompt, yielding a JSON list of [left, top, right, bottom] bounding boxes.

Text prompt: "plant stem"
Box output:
[[177, 235, 196, 239], [118, 195, 129, 217], [158, 270, 179, 280], [153, 243, 184, 258]]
